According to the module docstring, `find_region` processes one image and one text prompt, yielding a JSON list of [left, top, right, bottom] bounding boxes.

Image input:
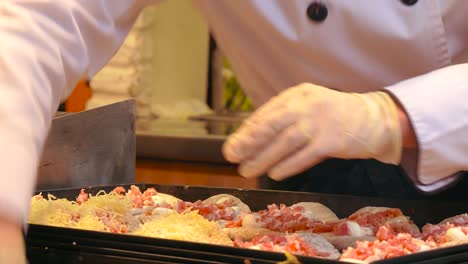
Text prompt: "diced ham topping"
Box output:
[[349, 208, 402, 233], [112, 186, 126, 195], [332, 221, 350, 236], [225, 218, 243, 228], [341, 226, 436, 262], [440, 214, 468, 226], [346, 208, 420, 237], [95, 211, 128, 234], [254, 204, 325, 233], [422, 223, 468, 244], [175, 199, 237, 221], [127, 185, 144, 208], [388, 219, 421, 237], [310, 221, 336, 233], [234, 233, 327, 257]]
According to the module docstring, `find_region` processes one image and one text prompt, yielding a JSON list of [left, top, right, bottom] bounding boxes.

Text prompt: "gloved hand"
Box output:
[[0, 216, 26, 264], [223, 83, 402, 180]]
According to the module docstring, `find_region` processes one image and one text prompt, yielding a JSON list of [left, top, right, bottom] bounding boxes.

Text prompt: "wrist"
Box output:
[[350, 91, 403, 164], [0, 215, 25, 261], [395, 102, 417, 148]]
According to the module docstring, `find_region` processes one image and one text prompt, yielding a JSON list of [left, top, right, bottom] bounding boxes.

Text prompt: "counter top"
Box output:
[[135, 117, 242, 164]]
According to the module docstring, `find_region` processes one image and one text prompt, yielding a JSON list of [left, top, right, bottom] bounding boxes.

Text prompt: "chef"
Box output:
[[214, 0, 468, 199], [1, 0, 468, 262]]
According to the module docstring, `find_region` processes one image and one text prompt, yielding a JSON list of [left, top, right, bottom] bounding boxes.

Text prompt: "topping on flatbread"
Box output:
[[29, 186, 468, 261], [340, 226, 436, 263], [234, 233, 340, 260], [348, 206, 420, 236], [241, 202, 337, 233]]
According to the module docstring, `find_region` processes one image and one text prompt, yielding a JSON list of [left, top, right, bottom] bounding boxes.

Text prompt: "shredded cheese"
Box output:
[[29, 187, 233, 246], [133, 211, 233, 246], [29, 190, 134, 233]]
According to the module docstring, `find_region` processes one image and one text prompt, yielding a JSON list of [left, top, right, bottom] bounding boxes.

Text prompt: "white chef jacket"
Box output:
[[1, 0, 467, 224]]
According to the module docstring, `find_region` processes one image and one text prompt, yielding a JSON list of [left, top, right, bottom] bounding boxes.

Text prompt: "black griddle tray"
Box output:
[[27, 184, 468, 264]]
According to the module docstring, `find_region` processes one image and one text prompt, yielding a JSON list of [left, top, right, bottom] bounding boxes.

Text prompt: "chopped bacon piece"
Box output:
[[143, 187, 157, 197], [310, 221, 336, 233], [376, 224, 395, 241], [76, 188, 89, 205], [332, 221, 349, 236], [127, 185, 154, 209], [71, 213, 80, 222], [112, 186, 126, 195], [32, 194, 44, 201], [225, 218, 243, 228]]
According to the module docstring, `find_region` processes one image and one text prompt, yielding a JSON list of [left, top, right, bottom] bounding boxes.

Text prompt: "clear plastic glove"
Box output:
[[223, 83, 402, 180], [0, 216, 26, 264]]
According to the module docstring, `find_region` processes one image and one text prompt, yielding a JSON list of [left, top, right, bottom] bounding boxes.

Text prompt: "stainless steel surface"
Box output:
[[55, 111, 72, 118], [188, 112, 250, 123], [37, 99, 136, 190], [136, 117, 241, 163]]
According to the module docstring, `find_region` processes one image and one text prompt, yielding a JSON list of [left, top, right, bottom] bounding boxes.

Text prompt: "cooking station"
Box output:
[[26, 184, 468, 264], [29, 100, 468, 263]]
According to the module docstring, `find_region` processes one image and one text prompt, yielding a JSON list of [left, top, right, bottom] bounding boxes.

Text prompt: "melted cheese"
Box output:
[[346, 221, 373, 237], [133, 211, 233, 246], [29, 191, 133, 232]]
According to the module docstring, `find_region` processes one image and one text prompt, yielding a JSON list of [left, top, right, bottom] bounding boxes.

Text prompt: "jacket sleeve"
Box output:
[[0, 0, 157, 225], [385, 63, 468, 193]]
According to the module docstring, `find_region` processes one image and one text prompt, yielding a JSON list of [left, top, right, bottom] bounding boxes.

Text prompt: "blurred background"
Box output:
[[61, 0, 256, 189]]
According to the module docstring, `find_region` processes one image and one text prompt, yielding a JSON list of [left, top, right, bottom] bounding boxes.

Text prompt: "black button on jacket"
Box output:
[[307, 2, 328, 22], [401, 0, 418, 6]]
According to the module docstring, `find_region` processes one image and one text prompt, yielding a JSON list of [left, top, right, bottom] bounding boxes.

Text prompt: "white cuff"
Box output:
[[385, 64, 468, 189]]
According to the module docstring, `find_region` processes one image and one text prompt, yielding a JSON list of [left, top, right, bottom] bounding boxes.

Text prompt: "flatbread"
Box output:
[[324, 234, 377, 251], [294, 232, 341, 260], [222, 227, 274, 241], [348, 206, 420, 236], [438, 213, 468, 225], [203, 194, 251, 213], [319, 220, 376, 250], [293, 202, 339, 222], [240, 202, 337, 233], [349, 206, 394, 217], [151, 193, 182, 208], [234, 232, 340, 260]]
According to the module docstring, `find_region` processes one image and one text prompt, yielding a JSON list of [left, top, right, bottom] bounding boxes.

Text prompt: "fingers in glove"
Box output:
[[223, 109, 298, 163], [241, 86, 305, 127], [250, 87, 304, 118], [223, 84, 318, 163], [238, 123, 309, 178], [268, 142, 325, 181]]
